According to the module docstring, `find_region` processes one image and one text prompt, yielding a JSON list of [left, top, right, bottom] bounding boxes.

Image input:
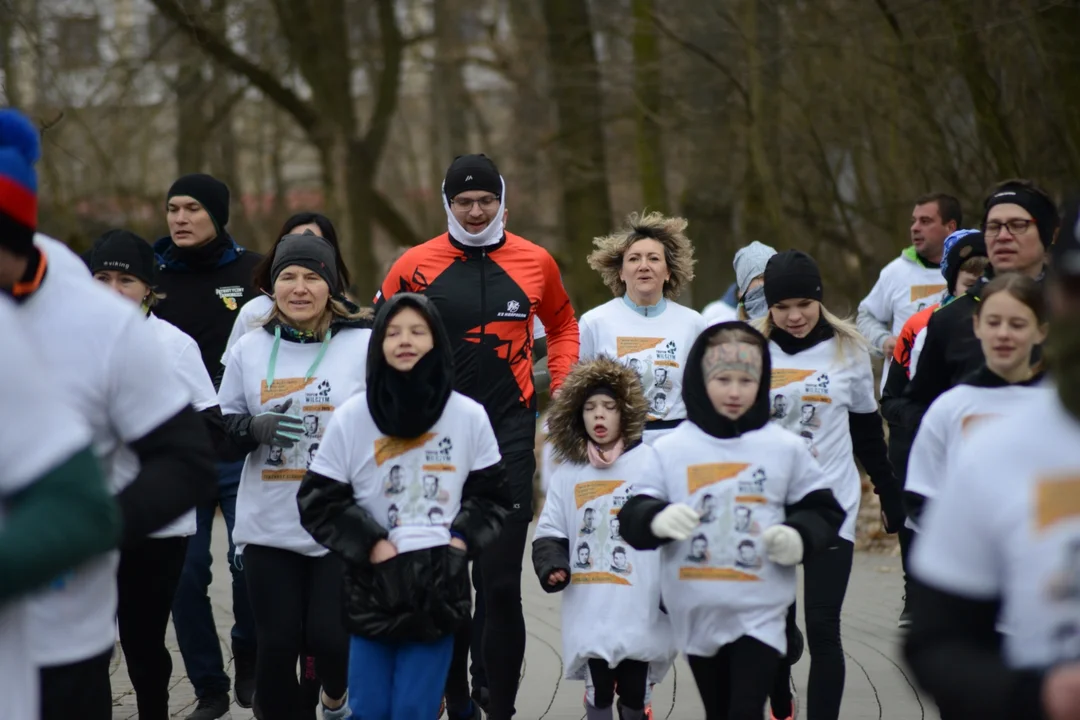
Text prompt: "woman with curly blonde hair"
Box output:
[[579, 211, 707, 445]]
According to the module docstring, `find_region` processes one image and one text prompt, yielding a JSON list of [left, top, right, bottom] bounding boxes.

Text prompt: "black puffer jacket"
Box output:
[[298, 294, 511, 641]]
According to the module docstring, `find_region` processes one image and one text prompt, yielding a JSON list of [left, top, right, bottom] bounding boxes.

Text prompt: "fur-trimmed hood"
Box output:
[[547, 356, 649, 465]]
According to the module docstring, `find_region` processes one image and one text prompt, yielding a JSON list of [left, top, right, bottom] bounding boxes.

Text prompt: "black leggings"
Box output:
[[688, 636, 780, 720], [446, 449, 534, 720], [771, 539, 854, 720], [243, 544, 348, 720], [39, 649, 113, 720], [588, 658, 649, 710], [117, 536, 189, 720]]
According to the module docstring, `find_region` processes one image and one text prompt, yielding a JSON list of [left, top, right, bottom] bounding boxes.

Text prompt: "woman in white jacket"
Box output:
[[218, 231, 372, 720], [579, 211, 706, 444], [532, 356, 675, 720]]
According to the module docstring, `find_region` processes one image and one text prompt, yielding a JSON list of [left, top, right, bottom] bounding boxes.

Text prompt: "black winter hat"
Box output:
[[443, 154, 502, 200], [90, 229, 158, 286], [983, 182, 1059, 249], [763, 250, 824, 307], [942, 230, 988, 295], [167, 173, 230, 234], [270, 231, 340, 294]]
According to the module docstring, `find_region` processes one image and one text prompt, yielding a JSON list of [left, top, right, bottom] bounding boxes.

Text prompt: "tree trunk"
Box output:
[[741, 0, 783, 241], [631, 0, 668, 213], [541, 0, 614, 311], [431, 0, 470, 178]]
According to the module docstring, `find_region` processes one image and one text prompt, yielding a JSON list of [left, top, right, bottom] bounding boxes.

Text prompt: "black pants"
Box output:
[[588, 658, 649, 710], [39, 648, 113, 720], [446, 448, 534, 719], [899, 524, 915, 588], [243, 544, 349, 720], [771, 539, 854, 720], [117, 536, 189, 720], [688, 636, 780, 720]]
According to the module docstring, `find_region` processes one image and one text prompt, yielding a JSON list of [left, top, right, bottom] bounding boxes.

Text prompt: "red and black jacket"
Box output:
[[375, 232, 579, 454]]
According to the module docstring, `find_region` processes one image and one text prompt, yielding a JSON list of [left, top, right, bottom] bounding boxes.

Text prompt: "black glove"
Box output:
[[876, 486, 906, 534], [249, 398, 305, 448]]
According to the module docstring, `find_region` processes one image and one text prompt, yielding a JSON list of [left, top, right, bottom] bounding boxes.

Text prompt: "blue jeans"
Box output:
[[348, 634, 454, 720], [171, 460, 256, 697]]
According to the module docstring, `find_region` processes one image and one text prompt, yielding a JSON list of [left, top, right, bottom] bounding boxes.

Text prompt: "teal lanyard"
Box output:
[[266, 325, 333, 388]]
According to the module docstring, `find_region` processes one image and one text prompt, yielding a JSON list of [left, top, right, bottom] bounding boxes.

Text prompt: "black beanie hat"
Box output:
[[942, 230, 988, 294], [443, 154, 502, 200], [90, 229, 158, 286], [270, 231, 340, 294], [983, 182, 1059, 249], [764, 250, 824, 307], [167, 173, 230, 234]]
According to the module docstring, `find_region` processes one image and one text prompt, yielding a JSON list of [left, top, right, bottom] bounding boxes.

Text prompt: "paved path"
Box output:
[[108, 516, 937, 719]]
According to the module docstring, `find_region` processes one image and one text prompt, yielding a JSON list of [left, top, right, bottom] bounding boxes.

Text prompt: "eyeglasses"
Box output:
[[985, 219, 1034, 238], [451, 195, 500, 211]]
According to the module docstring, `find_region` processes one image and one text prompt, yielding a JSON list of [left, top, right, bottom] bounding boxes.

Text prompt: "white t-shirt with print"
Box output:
[[905, 382, 1053, 531], [638, 421, 832, 657], [767, 337, 877, 542], [308, 391, 502, 553], [859, 253, 946, 342], [913, 391, 1080, 668], [223, 294, 274, 363], [109, 314, 221, 539], [219, 326, 372, 557], [19, 245, 192, 666], [578, 298, 707, 442], [534, 444, 676, 679], [0, 295, 95, 720]]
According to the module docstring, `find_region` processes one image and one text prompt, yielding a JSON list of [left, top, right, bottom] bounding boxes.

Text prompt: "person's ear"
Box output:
[[1036, 322, 1050, 346]]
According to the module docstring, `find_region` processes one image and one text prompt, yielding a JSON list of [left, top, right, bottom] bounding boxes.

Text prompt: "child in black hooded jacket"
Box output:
[[298, 293, 512, 719]]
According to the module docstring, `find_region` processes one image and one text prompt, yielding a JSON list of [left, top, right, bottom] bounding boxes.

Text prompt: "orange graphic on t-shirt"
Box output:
[[261, 468, 305, 482], [961, 413, 1000, 435], [374, 433, 438, 466], [616, 337, 665, 357], [735, 495, 768, 504], [801, 395, 832, 404], [678, 567, 761, 581], [574, 480, 624, 509], [771, 369, 816, 389], [571, 572, 632, 586], [910, 284, 947, 302], [1035, 475, 1080, 531], [422, 463, 457, 472], [687, 463, 751, 494], [303, 404, 334, 413], [260, 377, 316, 404]]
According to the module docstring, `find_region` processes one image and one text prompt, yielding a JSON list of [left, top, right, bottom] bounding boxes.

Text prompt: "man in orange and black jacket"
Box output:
[[375, 154, 579, 720]]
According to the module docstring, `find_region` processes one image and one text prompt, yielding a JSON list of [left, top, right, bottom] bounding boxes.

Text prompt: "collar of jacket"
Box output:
[[447, 232, 507, 255], [769, 316, 836, 355], [621, 293, 667, 317], [154, 233, 245, 272], [903, 245, 941, 269], [963, 364, 1046, 388]]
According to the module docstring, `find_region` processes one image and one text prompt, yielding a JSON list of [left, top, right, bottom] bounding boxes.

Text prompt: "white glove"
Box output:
[[762, 525, 803, 566], [650, 503, 701, 541]]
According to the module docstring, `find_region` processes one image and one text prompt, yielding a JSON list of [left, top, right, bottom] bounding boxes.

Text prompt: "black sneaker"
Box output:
[[234, 645, 256, 709], [898, 594, 913, 629], [185, 692, 231, 720]]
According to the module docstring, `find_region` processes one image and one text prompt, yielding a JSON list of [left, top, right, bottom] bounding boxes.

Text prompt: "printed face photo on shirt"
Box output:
[[771, 394, 789, 420], [267, 445, 284, 466], [384, 465, 405, 495], [574, 541, 593, 569], [734, 505, 753, 533], [580, 507, 597, 534], [653, 367, 669, 388], [422, 474, 440, 500], [799, 403, 819, 428], [428, 506, 445, 526], [609, 516, 622, 540], [387, 504, 400, 528], [628, 358, 644, 377], [686, 534, 709, 563], [697, 494, 717, 523], [306, 442, 319, 469], [652, 392, 667, 414], [799, 431, 819, 458], [735, 539, 761, 570], [303, 413, 320, 437], [610, 545, 631, 574]]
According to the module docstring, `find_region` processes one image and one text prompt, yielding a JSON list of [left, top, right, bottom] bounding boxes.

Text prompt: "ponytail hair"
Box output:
[[755, 304, 867, 361]]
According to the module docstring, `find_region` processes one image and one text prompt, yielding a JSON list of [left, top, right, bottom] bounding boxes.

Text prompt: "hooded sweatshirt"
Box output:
[[298, 293, 512, 641], [218, 303, 373, 557], [618, 322, 844, 657], [531, 357, 676, 680]]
